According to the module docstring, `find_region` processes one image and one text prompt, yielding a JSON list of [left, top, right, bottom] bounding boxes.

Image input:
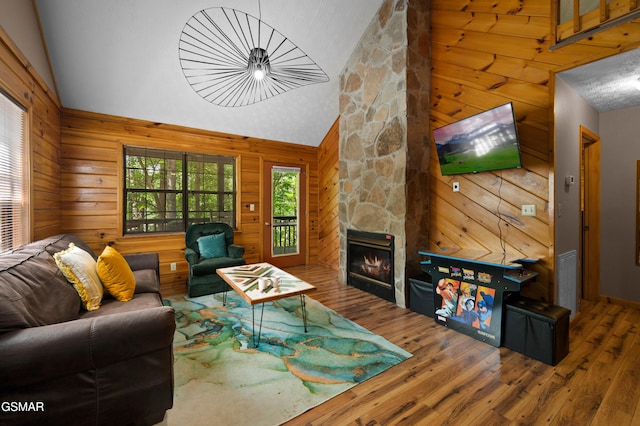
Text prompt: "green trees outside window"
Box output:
[[124, 146, 235, 234], [271, 167, 300, 254]]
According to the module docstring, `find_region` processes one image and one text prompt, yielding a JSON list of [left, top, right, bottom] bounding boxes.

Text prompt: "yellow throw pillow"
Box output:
[[54, 243, 104, 311], [96, 245, 136, 302]]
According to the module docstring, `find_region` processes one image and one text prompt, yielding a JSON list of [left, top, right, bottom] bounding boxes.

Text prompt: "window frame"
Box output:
[[123, 146, 237, 235], [0, 88, 30, 253]]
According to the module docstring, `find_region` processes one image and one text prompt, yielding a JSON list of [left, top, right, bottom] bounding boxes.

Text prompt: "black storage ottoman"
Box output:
[[409, 274, 434, 318], [503, 296, 570, 366]]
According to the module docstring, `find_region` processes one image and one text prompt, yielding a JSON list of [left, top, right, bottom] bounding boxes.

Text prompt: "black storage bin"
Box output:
[[503, 296, 570, 366], [409, 274, 434, 318]]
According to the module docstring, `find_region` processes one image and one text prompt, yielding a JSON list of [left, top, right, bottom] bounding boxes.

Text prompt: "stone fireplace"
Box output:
[[338, 0, 430, 308]]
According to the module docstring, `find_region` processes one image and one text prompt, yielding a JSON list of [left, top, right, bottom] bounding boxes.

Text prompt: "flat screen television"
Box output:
[[433, 102, 522, 176]]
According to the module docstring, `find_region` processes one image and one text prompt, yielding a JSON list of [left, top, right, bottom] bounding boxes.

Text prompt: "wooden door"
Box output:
[[580, 126, 600, 302], [262, 162, 307, 267]]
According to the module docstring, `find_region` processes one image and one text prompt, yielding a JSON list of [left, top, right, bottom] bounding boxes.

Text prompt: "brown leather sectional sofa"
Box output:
[[0, 234, 175, 425]]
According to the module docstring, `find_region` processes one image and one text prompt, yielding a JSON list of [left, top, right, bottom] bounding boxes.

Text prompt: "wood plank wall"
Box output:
[[0, 27, 61, 241], [317, 119, 339, 270], [5, 2, 640, 303], [430, 0, 640, 302], [60, 109, 320, 295]]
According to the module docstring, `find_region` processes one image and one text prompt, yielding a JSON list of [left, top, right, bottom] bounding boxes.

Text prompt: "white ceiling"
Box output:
[[33, 2, 640, 148], [558, 48, 640, 112], [35, 0, 383, 147]]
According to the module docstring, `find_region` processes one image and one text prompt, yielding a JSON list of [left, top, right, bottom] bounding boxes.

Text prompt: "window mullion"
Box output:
[[182, 153, 189, 229], [217, 159, 224, 220]]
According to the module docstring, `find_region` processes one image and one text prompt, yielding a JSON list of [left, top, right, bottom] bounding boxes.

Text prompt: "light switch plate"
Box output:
[[522, 205, 536, 216]]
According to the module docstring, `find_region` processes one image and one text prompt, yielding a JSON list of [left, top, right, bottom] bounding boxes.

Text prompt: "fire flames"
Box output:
[[360, 254, 391, 279]]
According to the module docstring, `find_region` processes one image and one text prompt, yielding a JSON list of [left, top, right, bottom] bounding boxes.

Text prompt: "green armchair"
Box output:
[[184, 222, 246, 297]]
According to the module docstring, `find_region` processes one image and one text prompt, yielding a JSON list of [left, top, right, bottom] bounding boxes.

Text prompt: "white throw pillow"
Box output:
[[54, 243, 103, 311]]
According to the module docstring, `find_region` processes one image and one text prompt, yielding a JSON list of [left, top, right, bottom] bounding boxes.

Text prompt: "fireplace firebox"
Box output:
[[346, 229, 395, 303]]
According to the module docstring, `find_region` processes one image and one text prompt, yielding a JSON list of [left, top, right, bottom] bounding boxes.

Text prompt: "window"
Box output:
[[0, 91, 29, 253], [123, 146, 236, 234]]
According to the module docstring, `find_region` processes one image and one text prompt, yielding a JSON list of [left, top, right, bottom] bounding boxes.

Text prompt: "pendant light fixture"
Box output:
[[179, 6, 329, 107]]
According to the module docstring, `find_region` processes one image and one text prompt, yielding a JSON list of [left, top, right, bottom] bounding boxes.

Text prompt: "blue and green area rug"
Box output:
[[163, 292, 412, 426]]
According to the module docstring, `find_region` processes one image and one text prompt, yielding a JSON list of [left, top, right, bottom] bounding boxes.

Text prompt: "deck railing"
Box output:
[[273, 215, 297, 252]]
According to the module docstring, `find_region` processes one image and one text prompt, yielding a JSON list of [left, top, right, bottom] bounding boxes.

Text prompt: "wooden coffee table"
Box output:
[[216, 262, 317, 346]]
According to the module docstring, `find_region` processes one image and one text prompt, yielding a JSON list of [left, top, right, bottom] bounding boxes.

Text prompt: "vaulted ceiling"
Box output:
[[35, 0, 383, 147], [33, 1, 640, 148]]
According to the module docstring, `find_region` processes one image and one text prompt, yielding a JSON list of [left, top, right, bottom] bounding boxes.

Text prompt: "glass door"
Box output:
[[262, 162, 306, 267]]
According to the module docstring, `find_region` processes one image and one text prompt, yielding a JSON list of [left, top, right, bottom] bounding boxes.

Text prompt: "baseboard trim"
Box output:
[[597, 295, 640, 310]]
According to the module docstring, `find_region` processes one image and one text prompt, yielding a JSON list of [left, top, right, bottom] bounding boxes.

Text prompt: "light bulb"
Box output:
[[254, 68, 265, 80]]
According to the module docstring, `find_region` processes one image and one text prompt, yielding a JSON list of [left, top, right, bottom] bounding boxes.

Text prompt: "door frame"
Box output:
[[262, 161, 307, 268], [579, 125, 601, 302]]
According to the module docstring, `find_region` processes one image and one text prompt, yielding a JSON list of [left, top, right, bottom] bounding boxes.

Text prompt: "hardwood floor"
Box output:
[[281, 265, 640, 426]]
